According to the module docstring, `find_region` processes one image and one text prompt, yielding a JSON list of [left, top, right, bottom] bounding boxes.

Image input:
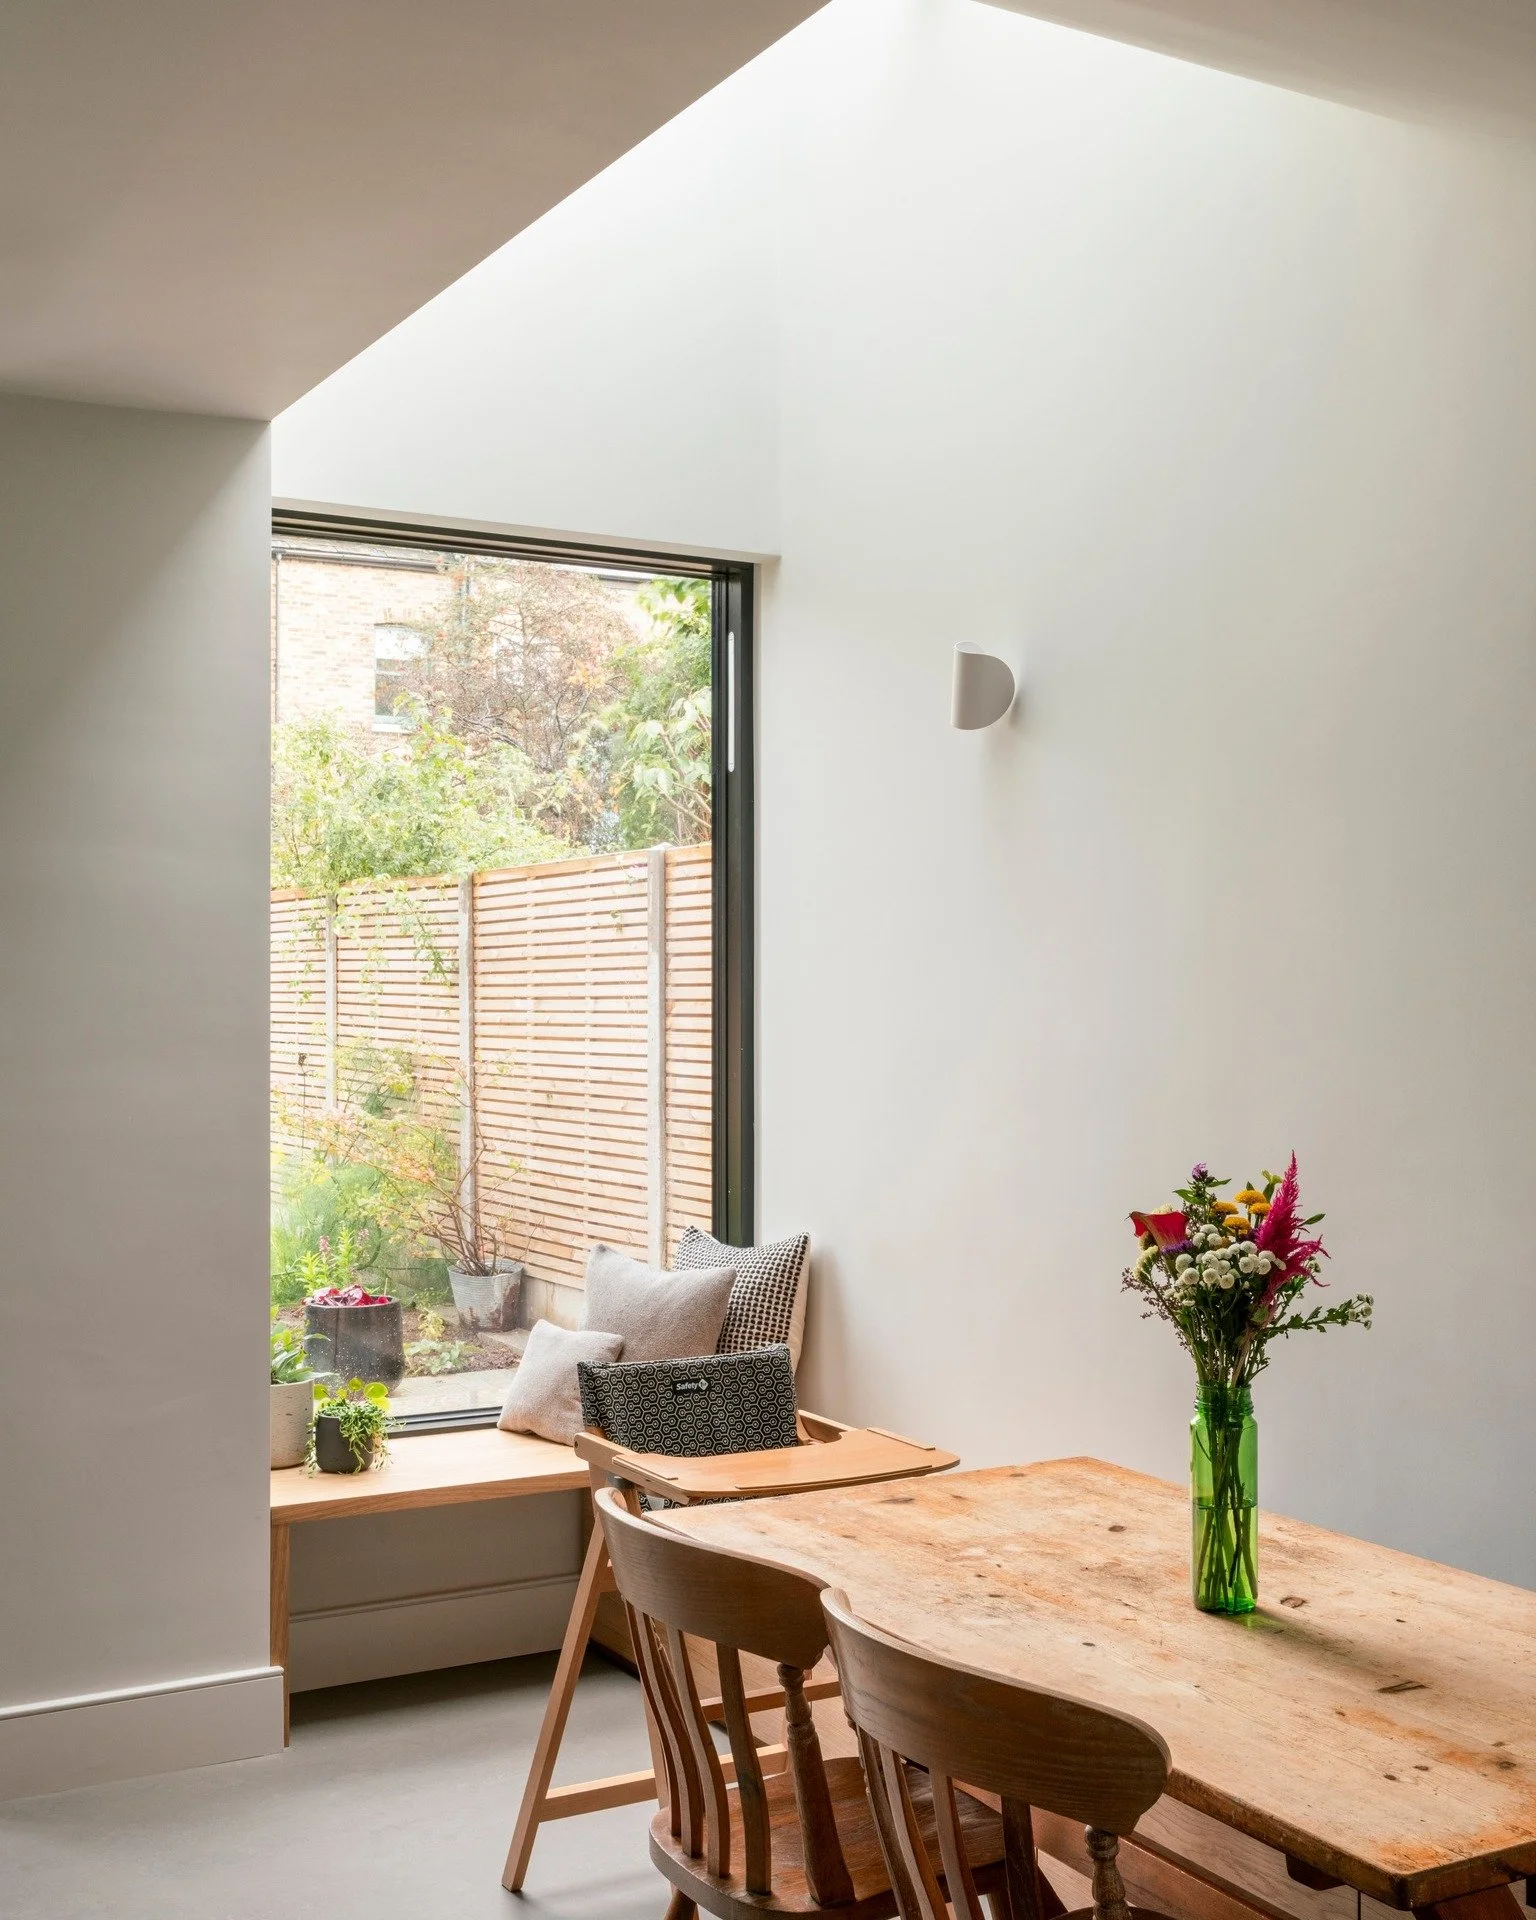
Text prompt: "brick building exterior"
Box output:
[[271, 540, 653, 747], [271, 542, 454, 737]]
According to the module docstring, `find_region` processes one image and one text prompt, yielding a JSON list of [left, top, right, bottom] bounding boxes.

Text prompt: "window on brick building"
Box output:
[[374, 623, 425, 728]]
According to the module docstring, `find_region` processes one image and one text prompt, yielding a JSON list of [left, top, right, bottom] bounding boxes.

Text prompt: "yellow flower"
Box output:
[[1248, 1199, 1270, 1217], [1234, 1188, 1265, 1206]]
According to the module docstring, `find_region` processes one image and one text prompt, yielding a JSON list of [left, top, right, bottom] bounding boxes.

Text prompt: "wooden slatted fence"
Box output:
[[271, 846, 713, 1324]]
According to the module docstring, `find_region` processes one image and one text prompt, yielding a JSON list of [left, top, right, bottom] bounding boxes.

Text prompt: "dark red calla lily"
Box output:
[[1130, 1209, 1187, 1250]]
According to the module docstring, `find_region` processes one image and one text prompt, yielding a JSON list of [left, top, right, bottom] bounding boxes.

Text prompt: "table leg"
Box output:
[[503, 1519, 614, 1891], [1413, 1890, 1526, 1920], [270, 1522, 291, 1747]]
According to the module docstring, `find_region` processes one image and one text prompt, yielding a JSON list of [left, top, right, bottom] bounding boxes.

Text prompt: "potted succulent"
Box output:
[[308, 1377, 395, 1474], [301, 1229, 405, 1386], [270, 1318, 321, 1469]]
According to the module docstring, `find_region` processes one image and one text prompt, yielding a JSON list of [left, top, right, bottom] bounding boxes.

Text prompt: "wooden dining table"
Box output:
[[659, 1457, 1535, 1920]]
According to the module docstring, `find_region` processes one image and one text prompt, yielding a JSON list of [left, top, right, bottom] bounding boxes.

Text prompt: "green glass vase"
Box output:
[[1190, 1384, 1257, 1614]]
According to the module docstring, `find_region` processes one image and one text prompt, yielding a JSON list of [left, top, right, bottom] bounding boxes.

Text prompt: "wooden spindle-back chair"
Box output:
[[594, 1489, 1010, 1920], [821, 1586, 1175, 1920]]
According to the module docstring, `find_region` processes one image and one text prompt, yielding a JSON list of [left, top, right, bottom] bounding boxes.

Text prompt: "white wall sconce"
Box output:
[[951, 644, 1015, 729]]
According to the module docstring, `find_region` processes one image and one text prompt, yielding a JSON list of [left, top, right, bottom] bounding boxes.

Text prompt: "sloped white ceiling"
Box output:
[[0, 0, 822, 419], [978, 0, 1536, 137]]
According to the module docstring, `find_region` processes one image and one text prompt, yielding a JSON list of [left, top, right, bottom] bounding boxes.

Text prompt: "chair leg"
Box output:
[[662, 1892, 697, 1920], [1086, 1828, 1131, 1920], [503, 1521, 613, 1891]]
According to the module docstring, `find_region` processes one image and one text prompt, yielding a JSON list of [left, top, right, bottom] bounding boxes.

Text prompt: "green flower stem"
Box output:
[[1191, 1385, 1257, 1614]]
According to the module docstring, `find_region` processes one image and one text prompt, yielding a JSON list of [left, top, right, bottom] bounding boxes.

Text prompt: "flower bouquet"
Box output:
[[1123, 1157, 1372, 1613]]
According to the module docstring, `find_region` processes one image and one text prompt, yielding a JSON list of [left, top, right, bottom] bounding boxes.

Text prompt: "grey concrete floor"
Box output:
[[1, 1654, 666, 1920]]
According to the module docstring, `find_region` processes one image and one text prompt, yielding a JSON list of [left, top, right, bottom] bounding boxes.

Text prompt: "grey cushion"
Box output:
[[498, 1320, 624, 1445], [580, 1243, 735, 1364]]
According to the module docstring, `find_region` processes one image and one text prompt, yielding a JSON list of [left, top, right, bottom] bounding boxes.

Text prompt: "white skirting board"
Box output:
[[0, 1666, 285, 1802], [289, 1571, 580, 1693]]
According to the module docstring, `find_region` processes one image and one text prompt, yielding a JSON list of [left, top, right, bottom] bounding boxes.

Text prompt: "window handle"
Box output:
[[727, 630, 736, 775]]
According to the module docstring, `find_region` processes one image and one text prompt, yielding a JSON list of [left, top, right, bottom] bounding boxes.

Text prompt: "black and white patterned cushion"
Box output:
[[675, 1227, 810, 1366], [577, 1345, 799, 1462]]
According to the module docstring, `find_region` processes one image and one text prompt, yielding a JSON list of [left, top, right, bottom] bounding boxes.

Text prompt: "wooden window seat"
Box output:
[[270, 1426, 589, 1740]]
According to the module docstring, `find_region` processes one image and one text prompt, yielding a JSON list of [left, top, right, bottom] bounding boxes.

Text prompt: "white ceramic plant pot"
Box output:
[[270, 1379, 314, 1469], [448, 1260, 524, 1331]]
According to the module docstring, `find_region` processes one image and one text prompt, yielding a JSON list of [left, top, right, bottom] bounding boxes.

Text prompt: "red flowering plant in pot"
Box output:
[[1123, 1157, 1372, 1615], [301, 1228, 405, 1388]]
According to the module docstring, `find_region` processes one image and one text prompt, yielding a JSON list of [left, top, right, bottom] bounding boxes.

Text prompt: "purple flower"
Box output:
[[1190, 1163, 1209, 1181]]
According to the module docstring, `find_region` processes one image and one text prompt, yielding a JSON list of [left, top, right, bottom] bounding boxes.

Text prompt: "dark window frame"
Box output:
[[271, 509, 756, 1433]]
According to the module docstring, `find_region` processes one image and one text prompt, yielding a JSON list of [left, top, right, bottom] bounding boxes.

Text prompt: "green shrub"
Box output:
[[271, 1160, 385, 1307], [405, 1308, 476, 1376], [271, 1154, 450, 1310]]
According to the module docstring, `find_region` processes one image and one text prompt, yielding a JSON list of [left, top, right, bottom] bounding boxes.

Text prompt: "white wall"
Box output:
[[0, 395, 277, 1796], [272, 56, 783, 560], [275, 0, 1536, 1587], [765, 1, 1536, 1589]]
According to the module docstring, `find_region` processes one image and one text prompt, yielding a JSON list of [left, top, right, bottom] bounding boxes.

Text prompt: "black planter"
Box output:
[[304, 1299, 405, 1388], [313, 1411, 378, 1474]]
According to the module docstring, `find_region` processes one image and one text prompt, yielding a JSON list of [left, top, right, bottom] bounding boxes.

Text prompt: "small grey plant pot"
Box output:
[[448, 1260, 524, 1332], [313, 1412, 377, 1474], [270, 1379, 314, 1469]]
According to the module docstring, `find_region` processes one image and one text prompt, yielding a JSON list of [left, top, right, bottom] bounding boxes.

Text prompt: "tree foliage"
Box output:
[[272, 562, 714, 904], [593, 576, 713, 848], [385, 560, 713, 852], [384, 557, 633, 846], [271, 711, 566, 895]]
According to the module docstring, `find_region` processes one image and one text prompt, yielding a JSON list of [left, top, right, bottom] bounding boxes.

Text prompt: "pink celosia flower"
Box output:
[[1254, 1153, 1327, 1316]]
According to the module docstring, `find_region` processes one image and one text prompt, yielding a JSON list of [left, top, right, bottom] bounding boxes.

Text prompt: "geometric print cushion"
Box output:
[[675, 1226, 810, 1369], [576, 1344, 800, 1463]]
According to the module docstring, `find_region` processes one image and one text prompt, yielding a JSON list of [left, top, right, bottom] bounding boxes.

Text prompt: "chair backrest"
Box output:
[[594, 1487, 856, 1907], [821, 1586, 1171, 1920]]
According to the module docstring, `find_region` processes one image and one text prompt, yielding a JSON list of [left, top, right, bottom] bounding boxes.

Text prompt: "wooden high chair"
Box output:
[[502, 1411, 958, 1892]]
